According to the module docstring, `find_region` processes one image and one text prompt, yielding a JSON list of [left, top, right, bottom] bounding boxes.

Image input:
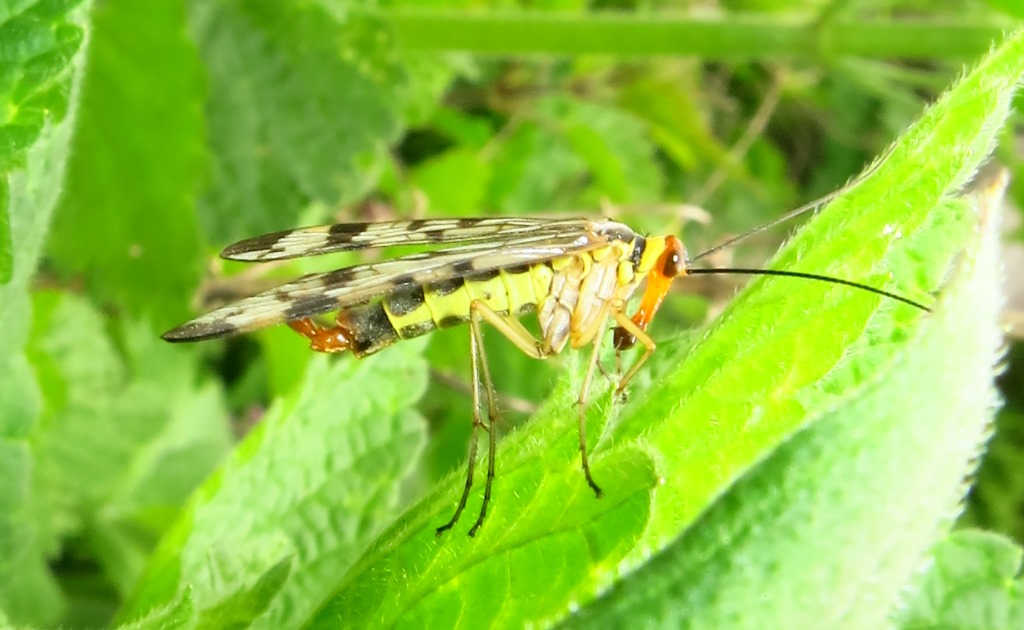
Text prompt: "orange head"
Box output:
[[614, 235, 688, 350]]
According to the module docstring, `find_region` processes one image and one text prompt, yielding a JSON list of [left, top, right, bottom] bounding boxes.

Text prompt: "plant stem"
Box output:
[[384, 10, 1008, 60]]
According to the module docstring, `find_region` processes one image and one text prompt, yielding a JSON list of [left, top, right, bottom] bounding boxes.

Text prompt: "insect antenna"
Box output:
[[688, 146, 897, 265], [685, 267, 931, 311], [612, 255, 929, 354], [689, 189, 845, 265]]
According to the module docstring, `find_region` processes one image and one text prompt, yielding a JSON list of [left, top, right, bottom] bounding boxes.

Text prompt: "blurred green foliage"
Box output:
[[1, 0, 1022, 628]]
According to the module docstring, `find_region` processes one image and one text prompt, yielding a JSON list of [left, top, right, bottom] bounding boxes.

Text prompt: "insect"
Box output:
[[163, 199, 929, 537]]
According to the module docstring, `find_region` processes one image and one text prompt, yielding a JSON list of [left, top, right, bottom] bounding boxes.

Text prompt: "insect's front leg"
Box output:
[[611, 309, 657, 397], [603, 301, 631, 401]]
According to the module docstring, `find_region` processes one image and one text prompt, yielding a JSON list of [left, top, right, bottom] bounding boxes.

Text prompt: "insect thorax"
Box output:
[[538, 240, 643, 353]]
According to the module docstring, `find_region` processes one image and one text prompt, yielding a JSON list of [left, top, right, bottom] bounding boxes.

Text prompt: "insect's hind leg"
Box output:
[[469, 301, 608, 523], [466, 309, 501, 537], [435, 313, 489, 536], [437, 300, 551, 536]]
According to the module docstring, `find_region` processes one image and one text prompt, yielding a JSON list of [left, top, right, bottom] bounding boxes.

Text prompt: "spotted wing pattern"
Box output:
[[221, 217, 599, 261], [163, 219, 636, 342]]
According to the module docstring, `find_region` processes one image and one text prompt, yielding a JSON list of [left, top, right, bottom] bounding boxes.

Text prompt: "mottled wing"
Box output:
[[221, 217, 596, 262], [163, 220, 634, 342]]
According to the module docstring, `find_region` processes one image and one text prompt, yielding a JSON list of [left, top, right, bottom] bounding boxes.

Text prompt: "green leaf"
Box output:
[[86, 324, 234, 596], [46, 0, 206, 328], [308, 27, 1023, 628], [0, 179, 10, 283], [391, 50, 458, 128], [616, 73, 728, 173], [410, 147, 491, 215], [0, 0, 88, 354], [0, 1, 90, 625], [542, 96, 663, 204], [0, 356, 63, 628], [188, 0, 407, 242], [257, 322, 316, 398], [428, 106, 496, 150], [311, 375, 657, 628], [610, 25, 1022, 544], [0, 0, 85, 172], [117, 588, 193, 630], [563, 183, 1006, 628], [25, 291, 233, 596], [118, 342, 430, 628], [482, 95, 664, 213], [485, 119, 587, 213], [192, 558, 291, 630], [895, 530, 1024, 629]]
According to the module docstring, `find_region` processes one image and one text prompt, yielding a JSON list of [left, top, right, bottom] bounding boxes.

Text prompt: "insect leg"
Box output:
[[440, 301, 553, 536], [469, 302, 548, 360], [476, 300, 613, 502], [612, 309, 657, 396], [435, 315, 488, 536], [576, 312, 611, 498], [467, 307, 500, 537], [593, 342, 620, 381]]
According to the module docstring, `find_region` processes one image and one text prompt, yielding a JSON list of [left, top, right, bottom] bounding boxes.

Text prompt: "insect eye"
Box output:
[[661, 252, 680, 276], [659, 238, 687, 277]]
